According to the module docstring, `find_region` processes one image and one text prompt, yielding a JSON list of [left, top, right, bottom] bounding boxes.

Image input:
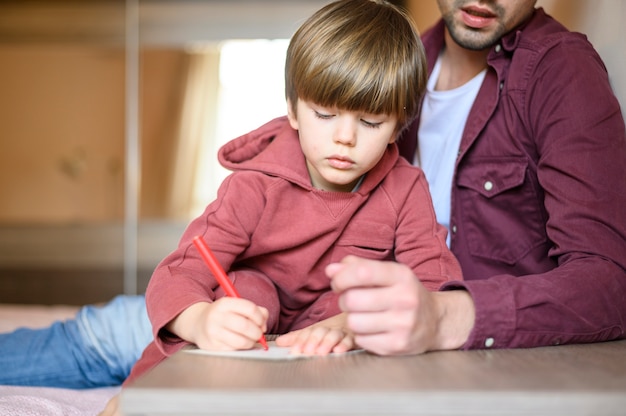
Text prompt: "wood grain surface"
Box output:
[[121, 339, 626, 415]]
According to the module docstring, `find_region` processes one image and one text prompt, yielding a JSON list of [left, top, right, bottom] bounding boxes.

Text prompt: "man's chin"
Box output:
[[449, 28, 499, 51]]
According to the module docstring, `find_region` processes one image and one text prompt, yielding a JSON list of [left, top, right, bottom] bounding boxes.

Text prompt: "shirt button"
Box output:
[[494, 44, 502, 53], [485, 337, 495, 348], [499, 81, 504, 90], [484, 181, 493, 191], [451, 225, 457, 233]]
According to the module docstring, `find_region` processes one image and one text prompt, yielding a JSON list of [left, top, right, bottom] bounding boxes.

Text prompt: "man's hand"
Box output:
[[327, 255, 475, 355]]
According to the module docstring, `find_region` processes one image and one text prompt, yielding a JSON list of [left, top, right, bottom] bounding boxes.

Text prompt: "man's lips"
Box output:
[[460, 5, 496, 29]]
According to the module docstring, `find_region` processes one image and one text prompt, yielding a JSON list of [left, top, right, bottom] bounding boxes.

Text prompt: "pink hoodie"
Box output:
[[126, 116, 461, 384]]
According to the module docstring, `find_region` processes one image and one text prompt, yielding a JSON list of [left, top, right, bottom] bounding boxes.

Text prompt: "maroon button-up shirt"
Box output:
[[399, 8, 626, 349]]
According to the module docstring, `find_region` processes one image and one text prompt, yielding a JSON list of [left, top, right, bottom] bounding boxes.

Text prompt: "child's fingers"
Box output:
[[331, 333, 355, 353], [289, 327, 339, 355], [198, 298, 268, 350], [213, 297, 268, 331], [299, 327, 333, 354], [274, 328, 313, 353], [277, 326, 355, 355], [308, 328, 353, 355], [274, 331, 297, 347], [208, 323, 262, 351]]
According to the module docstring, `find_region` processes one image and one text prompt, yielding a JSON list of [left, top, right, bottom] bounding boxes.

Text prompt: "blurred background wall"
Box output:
[[0, 0, 623, 304]]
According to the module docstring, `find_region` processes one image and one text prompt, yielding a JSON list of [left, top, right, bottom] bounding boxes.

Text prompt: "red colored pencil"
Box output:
[[192, 235, 269, 350]]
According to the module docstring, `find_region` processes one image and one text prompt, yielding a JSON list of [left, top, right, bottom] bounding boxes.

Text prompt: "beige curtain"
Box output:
[[165, 45, 221, 219]]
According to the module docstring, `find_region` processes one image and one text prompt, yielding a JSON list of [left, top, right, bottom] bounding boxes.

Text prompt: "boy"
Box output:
[[125, 0, 461, 385]]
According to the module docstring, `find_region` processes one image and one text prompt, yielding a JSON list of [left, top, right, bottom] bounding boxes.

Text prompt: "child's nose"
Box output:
[[333, 118, 357, 146]]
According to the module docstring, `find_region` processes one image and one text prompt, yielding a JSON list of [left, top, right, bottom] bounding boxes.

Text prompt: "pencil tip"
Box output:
[[260, 336, 269, 350]]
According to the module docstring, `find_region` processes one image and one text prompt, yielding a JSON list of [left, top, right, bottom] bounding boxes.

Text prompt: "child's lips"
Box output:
[[328, 155, 355, 170]]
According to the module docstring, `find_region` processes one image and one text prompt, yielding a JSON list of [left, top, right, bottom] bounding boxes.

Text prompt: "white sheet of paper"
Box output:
[[184, 341, 363, 361]]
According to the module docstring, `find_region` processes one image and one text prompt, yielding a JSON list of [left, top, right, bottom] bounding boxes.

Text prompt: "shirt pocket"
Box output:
[[456, 157, 547, 265], [330, 221, 395, 263]]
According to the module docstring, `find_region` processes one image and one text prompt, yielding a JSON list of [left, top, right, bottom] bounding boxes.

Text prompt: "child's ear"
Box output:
[[286, 99, 299, 130]]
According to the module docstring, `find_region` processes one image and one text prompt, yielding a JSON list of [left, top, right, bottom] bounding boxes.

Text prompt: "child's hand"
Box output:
[[167, 298, 268, 351], [275, 313, 355, 355]]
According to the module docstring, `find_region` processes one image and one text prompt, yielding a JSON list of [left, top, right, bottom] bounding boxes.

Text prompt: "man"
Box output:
[[328, 0, 626, 354]]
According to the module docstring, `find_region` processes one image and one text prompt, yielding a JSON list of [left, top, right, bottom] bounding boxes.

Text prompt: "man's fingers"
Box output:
[[328, 256, 413, 292]]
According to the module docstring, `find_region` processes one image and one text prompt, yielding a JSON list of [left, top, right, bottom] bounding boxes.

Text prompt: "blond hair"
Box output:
[[285, 0, 427, 131]]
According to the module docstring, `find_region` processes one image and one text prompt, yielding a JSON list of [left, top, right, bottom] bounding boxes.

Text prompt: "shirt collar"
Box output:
[[499, 8, 539, 53]]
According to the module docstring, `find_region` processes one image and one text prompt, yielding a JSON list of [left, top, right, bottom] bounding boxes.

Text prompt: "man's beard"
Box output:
[[440, 0, 506, 51]]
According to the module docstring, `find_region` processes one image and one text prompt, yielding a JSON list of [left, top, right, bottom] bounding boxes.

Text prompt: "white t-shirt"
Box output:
[[416, 55, 486, 246]]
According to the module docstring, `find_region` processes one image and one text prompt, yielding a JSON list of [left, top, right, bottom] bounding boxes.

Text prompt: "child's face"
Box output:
[[287, 98, 398, 192]]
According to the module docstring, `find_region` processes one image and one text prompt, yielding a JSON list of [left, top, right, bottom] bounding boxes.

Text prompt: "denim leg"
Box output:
[[0, 319, 90, 388], [0, 294, 151, 389], [74, 294, 151, 386]]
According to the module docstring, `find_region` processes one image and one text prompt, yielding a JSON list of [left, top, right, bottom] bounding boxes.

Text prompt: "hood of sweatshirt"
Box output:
[[218, 116, 400, 194]]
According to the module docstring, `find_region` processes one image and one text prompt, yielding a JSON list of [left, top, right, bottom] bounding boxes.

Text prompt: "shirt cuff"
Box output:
[[440, 277, 516, 350]]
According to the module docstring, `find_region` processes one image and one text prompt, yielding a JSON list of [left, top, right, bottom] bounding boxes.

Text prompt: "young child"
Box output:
[[125, 0, 462, 385]]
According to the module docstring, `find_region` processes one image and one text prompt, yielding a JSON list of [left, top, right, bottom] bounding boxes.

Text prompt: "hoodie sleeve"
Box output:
[[145, 171, 269, 356], [391, 165, 462, 290]]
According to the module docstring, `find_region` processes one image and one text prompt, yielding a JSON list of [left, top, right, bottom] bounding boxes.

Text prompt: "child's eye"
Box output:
[[314, 110, 334, 120], [361, 119, 382, 129]]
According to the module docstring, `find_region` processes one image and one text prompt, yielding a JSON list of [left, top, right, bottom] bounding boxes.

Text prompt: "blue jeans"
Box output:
[[0, 294, 151, 389]]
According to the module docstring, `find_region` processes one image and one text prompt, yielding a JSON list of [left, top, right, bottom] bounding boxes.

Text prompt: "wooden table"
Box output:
[[120, 339, 626, 415]]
